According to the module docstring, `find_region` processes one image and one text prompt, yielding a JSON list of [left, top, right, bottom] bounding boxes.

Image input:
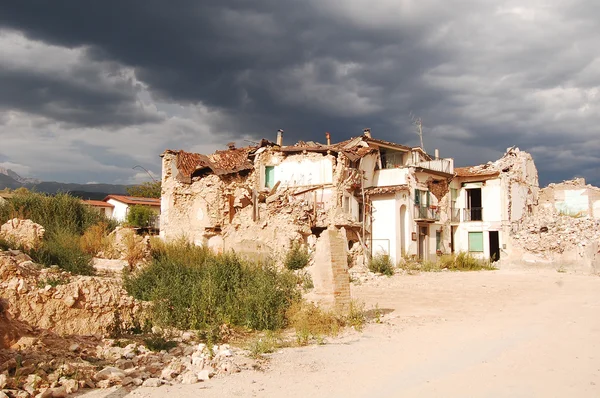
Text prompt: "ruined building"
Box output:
[[159, 129, 457, 267], [160, 130, 598, 273]]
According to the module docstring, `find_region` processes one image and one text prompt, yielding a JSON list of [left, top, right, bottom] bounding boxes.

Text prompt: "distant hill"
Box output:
[[0, 168, 131, 199]]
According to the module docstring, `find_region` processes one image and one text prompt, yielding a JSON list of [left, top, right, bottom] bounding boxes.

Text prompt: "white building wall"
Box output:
[[273, 157, 333, 187], [371, 196, 397, 261], [106, 199, 129, 222], [482, 179, 502, 222], [373, 168, 408, 187]]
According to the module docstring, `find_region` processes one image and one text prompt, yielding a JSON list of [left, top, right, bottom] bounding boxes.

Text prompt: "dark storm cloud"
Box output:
[[0, 0, 598, 186], [0, 66, 161, 127]]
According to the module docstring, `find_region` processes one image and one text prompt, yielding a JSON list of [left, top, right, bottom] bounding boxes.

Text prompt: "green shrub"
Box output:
[[284, 241, 310, 270], [0, 191, 115, 274], [438, 252, 496, 271], [368, 253, 394, 276], [124, 240, 300, 334], [126, 205, 156, 228], [143, 336, 177, 352], [29, 228, 94, 275], [0, 191, 108, 236]]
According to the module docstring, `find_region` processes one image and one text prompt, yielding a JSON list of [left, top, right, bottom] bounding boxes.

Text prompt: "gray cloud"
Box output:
[[0, 0, 598, 186]]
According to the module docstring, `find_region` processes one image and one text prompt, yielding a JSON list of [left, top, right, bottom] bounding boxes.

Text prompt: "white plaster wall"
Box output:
[[360, 153, 378, 187], [371, 196, 397, 262], [510, 182, 529, 221], [555, 189, 589, 216], [106, 199, 129, 223], [274, 157, 333, 187], [373, 168, 408, 187], [593, 199, 600, 219], [482, 179, 502, 222]]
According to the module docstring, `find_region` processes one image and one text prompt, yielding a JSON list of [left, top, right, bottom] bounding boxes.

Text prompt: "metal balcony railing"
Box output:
[[451, 207, 460, 222], [414, 205, 440, 221], [463, 207, 483, 221]]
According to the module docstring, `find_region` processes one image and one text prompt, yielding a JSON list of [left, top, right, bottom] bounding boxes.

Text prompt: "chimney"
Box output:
[[363, 128, 371, 138], [434, 149, 439, 160], [276, 129, 284, 146], [227, 142, 236, 150], [325, 132, 331, 146]]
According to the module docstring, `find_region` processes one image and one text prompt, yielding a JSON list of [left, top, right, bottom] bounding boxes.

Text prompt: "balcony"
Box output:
[[463, 207, 483, 221], [414, 158, 454, 175], [414, 205, 440, 222], [451, 207, 460, 222], [372, 168, 409, 187]]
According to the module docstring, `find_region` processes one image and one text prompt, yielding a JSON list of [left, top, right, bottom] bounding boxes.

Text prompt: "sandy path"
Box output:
[[122, 269, 600, 398]]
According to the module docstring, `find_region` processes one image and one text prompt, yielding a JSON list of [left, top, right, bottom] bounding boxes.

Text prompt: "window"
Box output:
[[265, 166, 275, 188], [343, 196, 350, 213], [436, 230, 441, 252], [468, 232, 484, 252]]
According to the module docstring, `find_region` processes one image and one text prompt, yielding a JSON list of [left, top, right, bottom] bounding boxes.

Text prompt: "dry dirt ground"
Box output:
[[87, 269, 600, 398]]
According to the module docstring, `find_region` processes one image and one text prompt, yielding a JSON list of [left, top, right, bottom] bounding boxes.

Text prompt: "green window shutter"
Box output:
[[451, 188, 458, 201], [414, 189, 420, 205], [426, 191, 430, 207], [265, 166, 275, 188], [468, 232, 484, 252]]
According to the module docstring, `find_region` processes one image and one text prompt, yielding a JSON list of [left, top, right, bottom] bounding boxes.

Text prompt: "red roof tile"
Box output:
[[83, 200, 114, 208], [104, 195, 161, 206]]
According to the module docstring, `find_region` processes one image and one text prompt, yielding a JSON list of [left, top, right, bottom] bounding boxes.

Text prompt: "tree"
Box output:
[[126, 205, 157, 228], [127, 181, 161, 198]]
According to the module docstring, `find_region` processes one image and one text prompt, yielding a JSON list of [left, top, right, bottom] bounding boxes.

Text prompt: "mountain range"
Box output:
[[0, 168, 130, 200]]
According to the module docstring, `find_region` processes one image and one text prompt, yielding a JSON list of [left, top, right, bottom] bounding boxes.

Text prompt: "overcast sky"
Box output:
[[0, 1, 598, 186]]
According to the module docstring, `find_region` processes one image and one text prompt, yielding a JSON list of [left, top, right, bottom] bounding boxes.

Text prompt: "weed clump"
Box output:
[[124, 240, 300, 335], [284, 241, 310, 271], [0, 191, 115, 274], [368, 253, 394, 276]]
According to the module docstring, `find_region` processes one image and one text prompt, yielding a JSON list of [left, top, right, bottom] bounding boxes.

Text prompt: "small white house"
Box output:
[[82, 200, 115, 218], [103, 195, 161, 224]]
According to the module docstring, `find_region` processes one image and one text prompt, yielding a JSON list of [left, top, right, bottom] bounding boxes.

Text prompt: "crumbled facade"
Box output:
[[160, 133, 599, 273], [160, 130, 456, 270]]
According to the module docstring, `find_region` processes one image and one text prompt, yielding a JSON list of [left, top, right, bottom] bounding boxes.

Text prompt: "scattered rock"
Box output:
[[94, 367, 126, 381], [142, 378, 162, 387], [0, 218, 45, 251]]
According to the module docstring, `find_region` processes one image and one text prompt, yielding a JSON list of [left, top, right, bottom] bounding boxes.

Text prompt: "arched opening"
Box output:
[[399, 205, 407, 256]]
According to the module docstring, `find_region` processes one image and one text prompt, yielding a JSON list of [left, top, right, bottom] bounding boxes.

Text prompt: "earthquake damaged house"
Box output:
[[160, 131, 599, 274], [159, 129, 456, 268]]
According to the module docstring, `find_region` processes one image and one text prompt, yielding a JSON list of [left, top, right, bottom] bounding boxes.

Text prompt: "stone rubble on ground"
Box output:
[[0, 219, 45, 251], [0, 240, 256, 398]]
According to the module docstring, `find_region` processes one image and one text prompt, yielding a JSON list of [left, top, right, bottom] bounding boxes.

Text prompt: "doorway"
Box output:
[[450, 226, 456, 253], [489, 231, 500, 262], [418, 225, 428, 260], [399, 205, 407, 256]]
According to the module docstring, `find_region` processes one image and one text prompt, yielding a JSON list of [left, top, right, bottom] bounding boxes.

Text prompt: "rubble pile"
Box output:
[[0, 251, 145, 337], [511, 205, 600, 255], [0, 330, 253, 397], [0, 219, 45, 251]]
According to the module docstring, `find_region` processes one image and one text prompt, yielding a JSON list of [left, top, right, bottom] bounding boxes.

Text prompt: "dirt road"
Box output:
[[124, 269, 600, 397]]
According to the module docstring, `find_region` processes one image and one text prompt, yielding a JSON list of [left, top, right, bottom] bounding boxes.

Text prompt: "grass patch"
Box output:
[[398, 252, 496, 273], [246, 331, 289, 358], [287, 302, 343, 346], [143, 336, 177, 352], [37, 275, 69, 288], [0, 191, 116, 274], [368, 253, 395, 276], [284, 241, 310, 271], [124, 240, 301, 336]]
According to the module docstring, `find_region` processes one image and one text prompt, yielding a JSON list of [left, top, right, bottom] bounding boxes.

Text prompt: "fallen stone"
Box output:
[[0, 374, 6, 388], [180, 372, 198, 385], [197, 369, 211, 382], [142, 378, 162, 387], [94, 367, 126, 381], [0, 391, 8, 398], [51, 386, 68, 398]]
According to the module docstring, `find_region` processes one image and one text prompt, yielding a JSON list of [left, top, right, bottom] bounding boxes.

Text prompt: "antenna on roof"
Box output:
[[409, 112, 424, 151], [132, 165, 158, 182]]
